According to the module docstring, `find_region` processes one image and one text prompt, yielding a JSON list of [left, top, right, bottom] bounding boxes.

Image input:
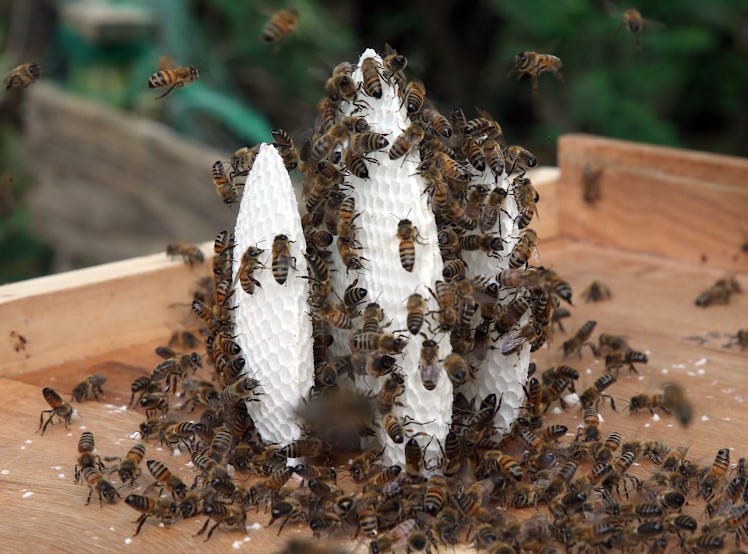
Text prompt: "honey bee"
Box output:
[[404, 437, 425, 478], [74, 431, 103, 483], [422, 108, 452, 138], [196, 499, 247, 541], [389, 121, 427, 160], [151, 352, 202, 392], [418, 339, 441, 391], [604, 350, 648, 376], [461, 135, 486, 172], [4, 62, 40, 90], [695, 276, 740, 306], [168, 329, 199, 350], [271, 128, 299, 171], [395, 218, 426, 272], [125, 494, 178, 536], [621, 9, 644, 46], [404, 80, 426, 114], [236, 245, 265, 295], [497, 321, 544, 355], [350, 131, 390, 154], [165, 241, 204, 266], [512, 51, 563, 94], [579, 374, 617, 411], [724, 329, 748, 350], [212, 160, 241, 206], [260, 8, 299, 44], [147, 64, 199, 99], [581, 280, 612, 303], [484, 450, 524, 481], [271, 234, 295, 284], [351, 332, 408, 355], [38, 387, 74, 435], [430, 280, 458, 332], [582, 164, 603, 205], [219, 376, 262, 405], [146, 459, 187, 500], [81, 466, 121, 506], [512, 177, 539, 229], [562, 320, 597, 358], [404, 293, 426, 335], [231, 145, 260, 177], [442, 258, 467, 281], [423, 474, 448, 515], [360, 57, 383, 99], [71, 374, 107, 402], [139, 392, 169, 418], [480, 186, 507, 233], [106, 443, 146, 485], [444, 352, 473, 387], [508, 228, 539, 268], [376, 373, 406, 414]]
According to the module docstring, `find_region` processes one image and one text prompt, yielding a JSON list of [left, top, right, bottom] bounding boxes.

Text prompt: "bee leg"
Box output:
[[134, 514, 149, 536], [40, 411, 58, 435], [194, 517, 210, 536], [205, 521, 222, 541], [156, 84, 178, 99], [38, 409, 54, 432]]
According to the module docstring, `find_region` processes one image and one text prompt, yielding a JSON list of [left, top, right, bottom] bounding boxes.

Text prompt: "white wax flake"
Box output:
[[79, 425, 86, 430], [172, 449, 181, 457], [244, 537, 252, 542], [124, 538, 133, 545], [109, 527, 116, 532], [585, 368, 592, 375], [697, 369, 706, 375], [686, 371, 696, 377], [226, 464, 236, 477], [25, 439, 32, 444], [563, 393, 580, 406], [249, 523, 262, 530], [672, 364, 686, 369], [736, 396, 745, 403], [21, 492, 34, 498], [643, 423, 650, 428], [551, 407, 563, 415], [637, 376, 644, 381], [722, 388, 735, 394], [694, 357, 708, 366], [701, 415, 709, 422], [158, 522, 165, 528], [706, 395, 713, 400], [104, 404, 116, 409], [597, 413, 605, 423], [644, 350, 651, 355], [232, 541, 242, 550], [651, 414, 660, 422], [128, 432, 142, 440], [20, 446, 26, 450], [67, 432, 73, 437], [184, 461, 194, 468], [118, 405, 128, 411], [92, 537, 99, 541], [667, 424, 673, 428], [155, 447, 163, 452], [723, 417, 732, 422], [1, 469, 9, 475], [661, 369, 669, 374], [58, 474, 65, 479], [710, 380, 718, 386]]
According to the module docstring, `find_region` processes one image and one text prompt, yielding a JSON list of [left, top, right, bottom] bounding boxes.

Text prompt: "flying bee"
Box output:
[[38, 387, 74, 435], [125, 494, 178, 536], [394, 217, 427, 273], [581, 280, 612, 303], [605, 350, 648, 376], [497, 321, 544, 355], [168, 329, 199, 350], [106, 443, 146, 485], [147, 64, 198, 99], [418, 339, 441, 391], [405, 293, 426, 335], [389, 121, 427, 160], [621, 8, 644, 46], [511, 51, 563, 94], [660, 383, 692, 427], [166, 242, 204, 266], [271, 128, 299, 171], [271, 234, 295, 284], [4, 62, 41, 89], [562, 320, 597, 358], [593, 333, 631, 358], [81, 466, 120, 506], [260, 8, 299, 44], [403, 80, 426, 114], [71, 374, 107, 402], [582, 163, 603, 205]]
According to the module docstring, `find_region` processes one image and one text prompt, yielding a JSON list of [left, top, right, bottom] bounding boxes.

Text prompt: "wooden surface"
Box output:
[[558, 134, 748, 271], [1, 238, 747, 553]]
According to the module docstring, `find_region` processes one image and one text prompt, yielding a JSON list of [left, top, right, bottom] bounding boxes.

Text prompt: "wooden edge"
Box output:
[[0, 242, 213, 378], [557, 134, 748, 270]]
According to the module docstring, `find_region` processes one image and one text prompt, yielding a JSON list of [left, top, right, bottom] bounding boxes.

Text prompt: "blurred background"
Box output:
[[0, 0, 746, 282]]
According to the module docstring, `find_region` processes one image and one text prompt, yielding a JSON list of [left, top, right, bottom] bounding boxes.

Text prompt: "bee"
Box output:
[[165, 242, 204, 266], [125, 493, 179, 536], [352, 332, 408, 355], [361, 302, 386, 334], [359, 57, 383, 98], [271, 234, 295, 284], [621, 9, 644, 46], [562, 320, 597, 358], [151, 352, 202, 392], [195, 499, 247, 541], [342, 279, 368, 311], [404, 437, 425, 478], [512, 51, 563, 94], [260, 8, 299, 44], [71, 374, 107, 402], [593, 333, 631, 358], [699, 448, 730, 501], [212, 161, 240, 205], [695, 276, 741, 307], [405, 293, 426, 335], [724, 329, 748, 350], [106, 443, 146, 485], [146, 459, 187, 500], [461, 135, 486, 172], [404, 80, 426, 114], [579, 374, 617, 411], [658, 383, 692, 428], [235, 245, 265, 295], [508, 228, 539, 268], [418, 339, 441, 391], [423, 474, 448, 515], [497, 321, 543, 355], [480, 186, 508, 232], [4, 62, 41, 89], [271, 128, 299, 171], [422, 108, 452, 138], [394, 218, 427, 272], [482, 139, 505, 178], [430, 280, 458, 332], [168, 329, 199, 350], [582, 163, 603, 205], [484, 450, 524, 481], [75, 431, 103, 483], [605, 350, 648, 376], [376, 373, 405, 414], [444, 353, 472, 387], [230, 145, 260, 177], [581, 280, 612, 303], [219, 376, 262, 405], [81, 466, 120, 506], [38, 387, 74, 435], [281, 438, 324, 459], [147, 64, 198, 99], [389, 121, 427, 160]]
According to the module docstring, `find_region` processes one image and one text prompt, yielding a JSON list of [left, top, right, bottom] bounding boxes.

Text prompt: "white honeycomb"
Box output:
[[231, 144, 313, 445]]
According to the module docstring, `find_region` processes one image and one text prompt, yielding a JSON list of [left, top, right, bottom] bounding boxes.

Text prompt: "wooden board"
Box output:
[[557, 134, 748, 271], [2, 238, 747, 553]]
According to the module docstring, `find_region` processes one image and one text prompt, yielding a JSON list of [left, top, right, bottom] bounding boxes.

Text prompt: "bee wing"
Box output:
[[418, 358, 441, 389], [497, 329, 529, 355]]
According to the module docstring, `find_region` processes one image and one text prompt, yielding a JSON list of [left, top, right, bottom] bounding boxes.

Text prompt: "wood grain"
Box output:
[[2, 238, 747, 553], [557, 134, 748, 271]]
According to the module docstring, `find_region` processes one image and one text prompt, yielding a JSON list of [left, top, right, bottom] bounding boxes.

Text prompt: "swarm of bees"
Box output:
[[45, 44, 748, 552]]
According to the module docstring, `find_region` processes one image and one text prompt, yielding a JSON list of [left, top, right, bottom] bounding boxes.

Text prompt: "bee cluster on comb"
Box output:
[[42, 46, 746, 552]]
